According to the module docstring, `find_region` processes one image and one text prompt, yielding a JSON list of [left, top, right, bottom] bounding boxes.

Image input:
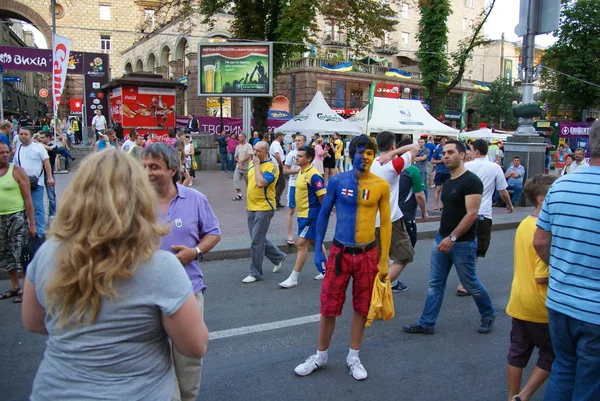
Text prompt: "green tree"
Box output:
[[471, 78, 520, 130], [540, 0, 600, 121], [417, 0, 496, 117], [153, 0, 398, 132]]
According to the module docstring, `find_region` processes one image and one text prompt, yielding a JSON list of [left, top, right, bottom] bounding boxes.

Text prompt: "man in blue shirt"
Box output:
[[431, 136, 450, 210], [504, 156, 525, 205], [0, 121, 12, 152], [533, 120, 600, 401]]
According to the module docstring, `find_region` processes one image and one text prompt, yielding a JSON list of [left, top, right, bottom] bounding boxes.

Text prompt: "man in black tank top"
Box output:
[[403, 140, 497, 335]]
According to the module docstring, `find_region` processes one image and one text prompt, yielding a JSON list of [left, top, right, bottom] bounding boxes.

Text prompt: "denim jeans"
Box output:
[[55, 147, 73, 170], [44, 175, 56, 217], [31, 186, 46, 237], [544, 309, 600, 401], [220, 152, 227, 172], [227, 152, 235, 172], [418, 234, 495, 329], [507, 184, 523, 204]]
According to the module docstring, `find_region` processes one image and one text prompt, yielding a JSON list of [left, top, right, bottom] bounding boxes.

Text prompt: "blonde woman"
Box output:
[[22, 150, 208, 401]]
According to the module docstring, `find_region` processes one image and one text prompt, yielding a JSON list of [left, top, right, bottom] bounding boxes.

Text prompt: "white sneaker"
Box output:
[[347, 358, 368, 381], [273, 254, 287, 273], [242, 275, 259, 283], [314, 273, 325, 280], [278, 277, 298, 289], [294, 355, 326, 376]]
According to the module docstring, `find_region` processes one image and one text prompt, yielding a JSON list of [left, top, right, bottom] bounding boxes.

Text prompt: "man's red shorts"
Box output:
[[320, 242, 379, 317]]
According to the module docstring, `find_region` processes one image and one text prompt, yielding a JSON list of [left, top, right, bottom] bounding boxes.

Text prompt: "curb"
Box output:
[[201, 220, 521, 262]]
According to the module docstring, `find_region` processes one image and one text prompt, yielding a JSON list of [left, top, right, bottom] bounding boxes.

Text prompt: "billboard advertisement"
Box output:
[[118, 86, 176, 128], [83, 52, 110, 126], [198, 42, 273, 97], [559, 122, 592, 156], [375, 83, 401, 99]]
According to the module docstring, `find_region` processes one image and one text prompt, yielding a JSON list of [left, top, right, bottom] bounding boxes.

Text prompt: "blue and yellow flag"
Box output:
[[473, 81, 491, 91], [321, 61, 353, 72], [385, 68, 412, 79]]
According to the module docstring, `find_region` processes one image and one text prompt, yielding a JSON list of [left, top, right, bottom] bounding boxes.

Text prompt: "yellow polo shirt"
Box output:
[[334, 139, 343, 159], [295, 165, 326, 218], [247, 159, 279, 211]]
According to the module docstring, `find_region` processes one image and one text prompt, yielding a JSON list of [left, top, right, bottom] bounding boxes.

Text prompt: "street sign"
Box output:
[[3, 75, 22, 83]]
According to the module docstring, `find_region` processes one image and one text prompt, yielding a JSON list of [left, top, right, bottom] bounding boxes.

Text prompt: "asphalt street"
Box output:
[[1, 229, 546, 401]]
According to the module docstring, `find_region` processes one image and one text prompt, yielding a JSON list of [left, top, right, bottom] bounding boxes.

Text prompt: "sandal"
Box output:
[[286, 239, 295, 246], [232, 195, 243, 201], [0, 287, 22, 300], [456, 290, 472, 297], [13, 296, 23, 304]]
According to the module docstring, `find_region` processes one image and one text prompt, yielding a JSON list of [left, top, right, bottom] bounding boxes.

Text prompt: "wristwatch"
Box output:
[[194, 246, 203, 260], [449, 235, 457, 242]]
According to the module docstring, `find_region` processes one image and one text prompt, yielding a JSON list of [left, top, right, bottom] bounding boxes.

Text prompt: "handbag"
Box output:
[[192, 160, 198, 170], [21, 235, 45, 274]]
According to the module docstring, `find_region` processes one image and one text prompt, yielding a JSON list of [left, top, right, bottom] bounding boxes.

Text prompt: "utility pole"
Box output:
[[499, 32, 505, 79]]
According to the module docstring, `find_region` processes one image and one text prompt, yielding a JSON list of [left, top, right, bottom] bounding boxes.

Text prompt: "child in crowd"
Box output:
[[506, 174, 558, 401]]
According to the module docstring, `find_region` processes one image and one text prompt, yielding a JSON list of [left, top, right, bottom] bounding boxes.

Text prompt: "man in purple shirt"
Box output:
[[142, 143, 221, 401]]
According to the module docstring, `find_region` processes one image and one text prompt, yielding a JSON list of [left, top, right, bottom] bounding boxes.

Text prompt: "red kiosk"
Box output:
[[104, 72, 184, 139]]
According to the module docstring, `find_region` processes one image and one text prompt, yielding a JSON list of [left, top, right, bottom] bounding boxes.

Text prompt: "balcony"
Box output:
[[323, 33, 347, 47], [134, 0, 165, 7], [373, 41, 399, 55]]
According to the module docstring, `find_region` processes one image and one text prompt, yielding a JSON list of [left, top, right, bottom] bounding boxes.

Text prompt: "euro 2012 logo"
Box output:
[[89, 57, 104, 71]]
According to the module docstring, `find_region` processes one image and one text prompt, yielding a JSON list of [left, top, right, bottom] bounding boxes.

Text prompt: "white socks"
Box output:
[[289, 270, 300, 279], [316, 349, 328, 364], [347, 348, 360, 362]]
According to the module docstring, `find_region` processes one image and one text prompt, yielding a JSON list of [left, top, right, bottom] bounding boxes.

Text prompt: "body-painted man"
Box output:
[[294, 135, 391, 381]]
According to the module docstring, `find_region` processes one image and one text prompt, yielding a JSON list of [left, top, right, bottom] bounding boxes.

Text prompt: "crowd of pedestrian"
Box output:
[[1, 117, 599, 401]]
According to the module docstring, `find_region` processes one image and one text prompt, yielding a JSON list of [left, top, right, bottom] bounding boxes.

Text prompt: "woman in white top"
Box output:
[[184, 135, 196, 185], [22, 150, 208, 401]]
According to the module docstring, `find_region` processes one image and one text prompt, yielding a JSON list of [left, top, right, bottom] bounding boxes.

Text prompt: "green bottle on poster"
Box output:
[[214, 60, 223, 93]]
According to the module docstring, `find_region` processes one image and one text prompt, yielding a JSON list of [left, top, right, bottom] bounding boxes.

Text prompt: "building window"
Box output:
[[99, 5, 111, 21], [144, 9, 155, 29], [324, 21, 340, 42], [401, 32, 409, 49], [469, 19, 475, 33], [100, 35, 111, 52], [464, 0, 469, 6], [462, 17, 468, 32], [471, 0, 475, 8], [401, 2, 409, 18]]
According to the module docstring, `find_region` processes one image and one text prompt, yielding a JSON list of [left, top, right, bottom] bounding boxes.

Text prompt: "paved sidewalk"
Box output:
[[51, 169, 533, 261]]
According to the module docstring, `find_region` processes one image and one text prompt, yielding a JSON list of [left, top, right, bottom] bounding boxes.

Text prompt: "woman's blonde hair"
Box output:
[[46, 149, 169, 329]]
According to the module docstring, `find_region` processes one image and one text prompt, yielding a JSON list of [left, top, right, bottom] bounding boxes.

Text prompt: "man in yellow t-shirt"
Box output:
[[243, 141, 287, 284], [333, 132, 344, 172], [506, 174, 557, 401]]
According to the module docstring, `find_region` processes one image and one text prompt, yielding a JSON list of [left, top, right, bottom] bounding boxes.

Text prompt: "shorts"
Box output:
[[375, 218, 414, 265], [507, 317, 554, 371], [0, 211, 26, 273], [233, 169, 248, 190], [476, 216, 492, 258], [402, 217, 417, 248], [287, 186, 296, 208], [434, 172, 451, 186], [297, 217, 316, 240], [320, 241, 379, 317]]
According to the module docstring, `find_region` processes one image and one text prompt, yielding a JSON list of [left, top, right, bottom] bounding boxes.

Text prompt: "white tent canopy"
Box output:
[[460, 128, 512, 142], [276, 91, 363, 136], [348, 98, 459, 137]]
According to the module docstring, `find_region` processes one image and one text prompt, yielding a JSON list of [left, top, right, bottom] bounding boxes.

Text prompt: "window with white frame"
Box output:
[[462, 17, 468, 32], [469, 19, 475, 33], [100, 35, 111, 52], [401, 2, 409, 18], [144, 9, 155, 29], [99, 5, 111, 20], [401, 32, 409, 49], [470, 0, 475, 8], [324, 21, 340, 42]]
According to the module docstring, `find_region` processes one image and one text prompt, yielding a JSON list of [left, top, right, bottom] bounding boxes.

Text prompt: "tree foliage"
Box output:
[[471, 78, 520, 130], [417, 0, 496, 117], [540, 0, 600, 121], [152, 0, 399, 132]]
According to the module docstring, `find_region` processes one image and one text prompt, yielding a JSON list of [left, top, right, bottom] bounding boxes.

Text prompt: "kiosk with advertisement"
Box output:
[[103, 72, 184, 139]]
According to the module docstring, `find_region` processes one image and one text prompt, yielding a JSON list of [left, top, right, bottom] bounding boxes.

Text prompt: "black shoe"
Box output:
[[403, 323, 434, 334], [478, 316, 495, 334], [276, 203, 285, 209], [71, 157, 76, 161]]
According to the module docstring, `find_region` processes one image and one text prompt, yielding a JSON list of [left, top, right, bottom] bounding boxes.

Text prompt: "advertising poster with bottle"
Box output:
[[198, 42, 273, 97], [117, 86, 176, 128]]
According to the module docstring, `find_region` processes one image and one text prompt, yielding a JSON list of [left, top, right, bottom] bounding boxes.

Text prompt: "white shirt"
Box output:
[[122, 139, 135, 152], [465, 157, 507, 219], [91, 114, 107, 130], [15, 142, 49, 187], [568, 160, 589, 173], [370, 152, 412, 226], [284, 149, 300, 187], [270, 140, 284, 165]]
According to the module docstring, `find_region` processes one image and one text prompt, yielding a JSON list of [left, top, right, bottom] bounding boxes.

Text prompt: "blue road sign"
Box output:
[[3, 76, 22, 83]]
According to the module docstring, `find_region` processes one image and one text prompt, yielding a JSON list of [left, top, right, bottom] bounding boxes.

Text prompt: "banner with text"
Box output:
[[176, 116, 286, 136], [52, 34, 71, 118], [83, 52, 110, 126]]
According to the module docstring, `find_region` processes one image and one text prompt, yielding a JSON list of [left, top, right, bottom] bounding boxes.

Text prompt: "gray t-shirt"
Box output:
[[28, 240, 192, 401], [415, 147, 430, 174]]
